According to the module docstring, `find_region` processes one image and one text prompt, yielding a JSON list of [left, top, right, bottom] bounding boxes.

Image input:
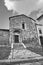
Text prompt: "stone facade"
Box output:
[[37, 14, 43, 46], [9, 14, 39, 49]]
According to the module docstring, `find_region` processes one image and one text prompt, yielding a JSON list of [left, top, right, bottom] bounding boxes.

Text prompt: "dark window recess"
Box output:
[[22, 22, 25, 29], [39, 29, 42, 34], [14, 35, 19, 43], [40, 36, 43, 46]]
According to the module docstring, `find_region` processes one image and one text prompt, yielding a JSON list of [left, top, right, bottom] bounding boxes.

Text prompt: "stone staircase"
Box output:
[[13, 49, 42, 59], [8, 48, 42, 59], [8, 43, 26, 59], [8, 43, 43, 59]]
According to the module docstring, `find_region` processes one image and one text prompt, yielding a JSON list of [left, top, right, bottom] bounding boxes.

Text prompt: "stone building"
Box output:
[[9, 14, 39, 49], [36, 14, 43, 46]]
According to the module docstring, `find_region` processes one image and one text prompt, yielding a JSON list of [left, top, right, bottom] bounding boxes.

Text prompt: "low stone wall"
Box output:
[[0, 30, 10, 45]]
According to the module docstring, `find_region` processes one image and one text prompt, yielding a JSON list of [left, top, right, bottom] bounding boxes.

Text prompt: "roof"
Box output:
[[9, 14, 36, 22], [9, 14, 43, 26], [37, 14, 43, 20]]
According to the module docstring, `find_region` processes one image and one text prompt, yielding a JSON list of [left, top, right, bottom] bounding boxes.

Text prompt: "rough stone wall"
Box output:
[[0, 30, 9, 45], [9, 15, 39, 46]]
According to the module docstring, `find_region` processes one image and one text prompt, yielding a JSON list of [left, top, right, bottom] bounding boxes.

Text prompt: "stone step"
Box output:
[[13, 43, 26, 50]]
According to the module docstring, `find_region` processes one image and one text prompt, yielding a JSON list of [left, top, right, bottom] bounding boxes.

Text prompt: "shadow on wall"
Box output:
[[22, 37, 39, 47]]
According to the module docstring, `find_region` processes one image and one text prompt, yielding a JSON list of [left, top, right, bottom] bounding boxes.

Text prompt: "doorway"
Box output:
[[14, 35, 19, 43]]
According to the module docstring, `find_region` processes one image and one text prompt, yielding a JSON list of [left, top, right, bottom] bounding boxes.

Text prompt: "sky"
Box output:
[[0, 0, 43, 29]]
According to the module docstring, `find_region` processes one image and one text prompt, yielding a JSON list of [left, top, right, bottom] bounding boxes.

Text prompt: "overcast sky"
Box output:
[[0, 0, 43, 29]]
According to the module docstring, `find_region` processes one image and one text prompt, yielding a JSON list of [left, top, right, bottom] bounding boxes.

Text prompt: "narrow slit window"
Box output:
[[22, 22, 25, 29], [39, 29, 42, 34]]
